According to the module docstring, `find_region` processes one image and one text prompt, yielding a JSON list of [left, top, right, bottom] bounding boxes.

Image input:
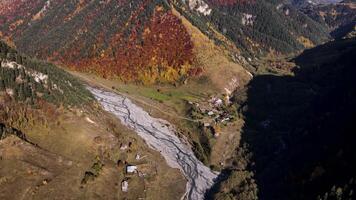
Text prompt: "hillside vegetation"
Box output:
[[173, 0, 330, 57], [0, 41, 93, 106], [0, 0, 333, 84], [300, 0, 356, 39], [0, 0, 195, 83]]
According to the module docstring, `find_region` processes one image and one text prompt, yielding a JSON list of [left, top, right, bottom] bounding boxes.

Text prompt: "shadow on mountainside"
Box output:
[[234, 39, 356, 200]]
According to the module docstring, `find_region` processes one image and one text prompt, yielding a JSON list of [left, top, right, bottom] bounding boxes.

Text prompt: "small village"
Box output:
[[188, 95, 238, 138]]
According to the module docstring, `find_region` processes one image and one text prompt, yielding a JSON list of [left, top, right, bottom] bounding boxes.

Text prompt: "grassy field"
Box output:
[[0, 99, 185, 200]]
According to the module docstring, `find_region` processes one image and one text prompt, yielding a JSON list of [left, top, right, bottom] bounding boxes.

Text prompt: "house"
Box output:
[[126, 165, 138, 173], [121, 180, 129, 192]]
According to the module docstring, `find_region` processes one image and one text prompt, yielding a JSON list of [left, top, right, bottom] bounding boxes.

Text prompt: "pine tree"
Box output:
[[0, 79, 5, 91], [18, 83, 26, 101]]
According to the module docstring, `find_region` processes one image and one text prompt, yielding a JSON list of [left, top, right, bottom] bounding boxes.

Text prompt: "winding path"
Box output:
[[88, 87, 218, 200]]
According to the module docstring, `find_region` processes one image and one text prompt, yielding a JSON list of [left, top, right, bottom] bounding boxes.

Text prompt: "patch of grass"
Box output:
[[138, 87, 172, 102]]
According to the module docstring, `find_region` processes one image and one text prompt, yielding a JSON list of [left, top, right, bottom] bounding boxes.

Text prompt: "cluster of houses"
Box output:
[[189, 96, 237, 137], [119, 141, 153, 194]]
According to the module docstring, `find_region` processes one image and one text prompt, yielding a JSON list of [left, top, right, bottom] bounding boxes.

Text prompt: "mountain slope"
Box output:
[[0, 41, 186, 200], [0, 0, 195, 83], [0, 0, 331, 83], [300, 0, 356, 39], [0, 40, 93, 106], [173, 0, 330, 57], [217, 38, 356, 200]]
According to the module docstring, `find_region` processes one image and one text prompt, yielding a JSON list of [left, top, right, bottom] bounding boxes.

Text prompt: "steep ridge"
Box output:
[[173, 0, 330, 57], [300, 0, 356, 39]]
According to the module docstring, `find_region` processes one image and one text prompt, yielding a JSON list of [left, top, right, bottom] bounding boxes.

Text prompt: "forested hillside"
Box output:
[[173, 0, 330, 57], [0, 0, 195, 83], [300, 0, 356, 39], [0, 0, 332, 83], [0, 41, 93, 106], [0, 39, 94, 140]]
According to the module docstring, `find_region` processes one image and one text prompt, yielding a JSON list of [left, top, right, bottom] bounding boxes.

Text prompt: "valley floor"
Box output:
[[89, 86, 218, 199]]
